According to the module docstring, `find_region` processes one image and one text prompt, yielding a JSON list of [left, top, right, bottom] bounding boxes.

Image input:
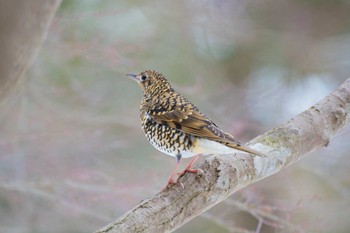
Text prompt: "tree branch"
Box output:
[[95, 78, 350, 233]]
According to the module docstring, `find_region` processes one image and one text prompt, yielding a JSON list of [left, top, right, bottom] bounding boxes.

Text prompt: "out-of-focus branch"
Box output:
[[0, 0, 61, 103], [95, 78, 350, 233]]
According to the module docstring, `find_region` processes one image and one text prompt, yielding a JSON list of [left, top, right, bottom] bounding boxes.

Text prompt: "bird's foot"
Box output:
[[167, 177, 177, 184], [161, 177, 185, 191], [177, 154, 203, 177], [161, 179, 175, 191], [162, 179, 176, 191], [177, 168, 203, 177]]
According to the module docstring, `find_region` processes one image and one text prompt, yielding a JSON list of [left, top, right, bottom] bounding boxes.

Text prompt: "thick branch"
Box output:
[[0, 0, 61, 102], [96, 78, 350, 233]]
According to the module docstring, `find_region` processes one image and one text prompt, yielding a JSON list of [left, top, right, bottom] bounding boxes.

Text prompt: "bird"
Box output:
[[126, 70, 265, 189]]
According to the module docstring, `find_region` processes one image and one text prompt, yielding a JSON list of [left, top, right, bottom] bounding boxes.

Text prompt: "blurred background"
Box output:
[[1, 0, 350, 232]]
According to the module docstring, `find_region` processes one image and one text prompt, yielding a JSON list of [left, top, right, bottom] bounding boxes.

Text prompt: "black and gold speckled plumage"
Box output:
[[127, 70, 264, 187]]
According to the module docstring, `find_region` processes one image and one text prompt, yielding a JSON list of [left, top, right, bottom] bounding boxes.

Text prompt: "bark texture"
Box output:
[[0, 0, 61, 102], [95, 78, 350, 233]]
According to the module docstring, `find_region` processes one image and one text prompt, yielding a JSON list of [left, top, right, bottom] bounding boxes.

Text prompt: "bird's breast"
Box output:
[[140, 113, 196, 158]]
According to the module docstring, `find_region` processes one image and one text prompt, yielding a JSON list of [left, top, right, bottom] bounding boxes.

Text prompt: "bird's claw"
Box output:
[[161, 178, 185, 191], [177, 168, 203, 176]]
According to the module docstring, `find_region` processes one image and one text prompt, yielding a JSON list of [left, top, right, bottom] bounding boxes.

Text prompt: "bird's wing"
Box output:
[[144, 94, 267, 157], [144, 93, 241, 146]]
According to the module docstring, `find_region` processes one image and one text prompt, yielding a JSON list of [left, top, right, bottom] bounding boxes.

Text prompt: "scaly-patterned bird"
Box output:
[[127, 70, 265, 188]]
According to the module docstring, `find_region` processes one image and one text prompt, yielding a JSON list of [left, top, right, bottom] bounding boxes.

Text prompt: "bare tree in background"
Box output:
[[95, 78, 350, 233], [0, 0, 61, 103]]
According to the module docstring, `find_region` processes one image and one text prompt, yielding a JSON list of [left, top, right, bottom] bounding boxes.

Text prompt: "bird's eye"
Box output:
[[140, 75, 148, 81]]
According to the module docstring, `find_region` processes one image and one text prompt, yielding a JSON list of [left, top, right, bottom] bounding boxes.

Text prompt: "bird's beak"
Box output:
[[126, 73, 138, 82]]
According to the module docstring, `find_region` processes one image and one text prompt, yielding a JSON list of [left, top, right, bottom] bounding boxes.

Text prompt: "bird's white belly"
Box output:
[[190, 138, 238, 155], [149, 137, 239, 159]]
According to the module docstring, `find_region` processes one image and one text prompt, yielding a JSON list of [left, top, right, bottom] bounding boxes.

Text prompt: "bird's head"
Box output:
[[126, 70, 172, 96]]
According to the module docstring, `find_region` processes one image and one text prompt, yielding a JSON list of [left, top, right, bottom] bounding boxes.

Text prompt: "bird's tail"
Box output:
[[226, 143, 267, 157]]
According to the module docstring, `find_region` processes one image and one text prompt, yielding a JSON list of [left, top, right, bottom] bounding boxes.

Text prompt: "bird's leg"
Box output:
[[177, 154, 201, 176], [162, 154, 181, 190]]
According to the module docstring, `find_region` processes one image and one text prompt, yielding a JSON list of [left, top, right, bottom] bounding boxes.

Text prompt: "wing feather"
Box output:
[[143, 94, 241, 146]]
